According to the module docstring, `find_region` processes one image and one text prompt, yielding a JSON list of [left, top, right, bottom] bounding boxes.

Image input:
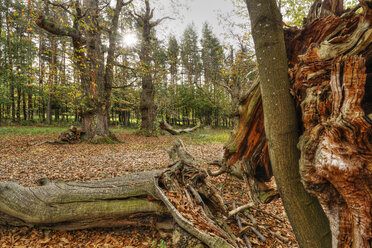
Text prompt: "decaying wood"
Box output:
[[58, 126, 83, 143], [0, 139, 243, 248], [221, 3, 372, 247], [228, 202, 254, 217], [286, 5, 372, 246], [214, 80, 273, 204], [160, 121, 200, 135]]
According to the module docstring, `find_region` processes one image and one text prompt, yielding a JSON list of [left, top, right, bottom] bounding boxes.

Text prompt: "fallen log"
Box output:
[[0, 139, 240, 248], [160, 121, 200, 135]]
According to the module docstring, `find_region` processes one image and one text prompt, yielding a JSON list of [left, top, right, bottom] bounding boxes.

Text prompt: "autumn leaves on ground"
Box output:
[[0, 127, 297, 247]]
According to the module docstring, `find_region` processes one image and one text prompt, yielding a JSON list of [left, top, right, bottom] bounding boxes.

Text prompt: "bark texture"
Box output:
[[221, 81, 272, 204], [285, 6, 372, 247], [245, 1, 332, 247], [224, 1, 372, 247], [0, 139, 239, 248]]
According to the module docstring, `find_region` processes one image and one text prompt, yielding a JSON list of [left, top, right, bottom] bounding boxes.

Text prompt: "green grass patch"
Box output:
[[0, 126, 67, 136], [182, 128, 231, 145], [0, 125, 137, 136]]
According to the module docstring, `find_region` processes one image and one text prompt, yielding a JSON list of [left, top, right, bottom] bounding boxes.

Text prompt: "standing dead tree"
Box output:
[[209, 1, 371, 247]]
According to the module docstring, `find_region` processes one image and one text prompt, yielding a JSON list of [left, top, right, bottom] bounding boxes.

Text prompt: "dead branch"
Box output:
[[160, 121, 200, 135], [228, 202, 254, 217], [233, 203, 252, 248]]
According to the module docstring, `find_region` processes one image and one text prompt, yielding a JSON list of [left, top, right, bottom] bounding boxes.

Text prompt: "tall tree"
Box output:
[[244, 0, 332, 247], [133, 0, 170, 134], [36, 0, 132, 140], [180, 24, 201, 86], [200, 23, 223, 126]]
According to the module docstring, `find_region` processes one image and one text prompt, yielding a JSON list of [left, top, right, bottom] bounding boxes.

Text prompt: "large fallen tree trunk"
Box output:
[[0, 139, 239, 248], [213, 2, 372, 247]]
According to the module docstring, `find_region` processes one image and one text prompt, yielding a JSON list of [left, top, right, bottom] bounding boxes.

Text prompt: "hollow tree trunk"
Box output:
[[217, 2, 372, 247]]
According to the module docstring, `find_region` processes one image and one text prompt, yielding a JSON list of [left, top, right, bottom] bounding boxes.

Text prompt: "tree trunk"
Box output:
[[284, 5, 372, 246], [139, 0, 157, 134], [160, 121, 200, 135], [10, 85, 15, 122], [244, 1, 332, 247], [36, 0, 127, 142], [22, 91, 27, 121], [0, 139, 238, 248], [218, 1, 372, 247], [28, 93, 33, 121], [16, 87, 21, 122], [47, 38, 56, 125]]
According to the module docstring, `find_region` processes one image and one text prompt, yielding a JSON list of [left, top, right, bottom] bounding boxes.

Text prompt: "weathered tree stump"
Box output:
[[214, 3, 372, 247]]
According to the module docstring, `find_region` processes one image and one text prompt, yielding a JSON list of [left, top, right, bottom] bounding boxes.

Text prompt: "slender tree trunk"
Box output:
[[28, 94, 33, 121], [16, 87, 21, 122], [22, 90, 27, 121], [244, 0, 332, 247], [47, 38, 56, 125], [10, 86, 15, 122]]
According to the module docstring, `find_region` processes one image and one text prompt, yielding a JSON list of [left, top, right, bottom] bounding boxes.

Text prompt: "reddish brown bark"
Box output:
[[223, 4, 372, 247]]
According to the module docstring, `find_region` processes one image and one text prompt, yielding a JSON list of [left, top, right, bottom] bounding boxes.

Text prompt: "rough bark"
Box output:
[[160, 121, 200, 135], [220, 1, 372, 247], [0, 139, 239, 248], [137, 1, 157, 133], [304, 0, 344, 26], [245, 1, 332, 248], [135, 0, 171, 134], [285, 5, 372, 246], [220, 81, 273, 204]]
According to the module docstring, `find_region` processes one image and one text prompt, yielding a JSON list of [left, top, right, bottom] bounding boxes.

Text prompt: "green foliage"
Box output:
[[150, 239, 169, 248]]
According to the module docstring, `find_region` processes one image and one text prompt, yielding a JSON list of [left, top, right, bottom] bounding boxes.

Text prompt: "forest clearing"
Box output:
[[0, 0, 371, 247], [0, 127, 298, 247]]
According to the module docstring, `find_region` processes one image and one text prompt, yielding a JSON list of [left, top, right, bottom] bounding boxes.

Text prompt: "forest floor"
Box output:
[[0, 126, 299, 248]]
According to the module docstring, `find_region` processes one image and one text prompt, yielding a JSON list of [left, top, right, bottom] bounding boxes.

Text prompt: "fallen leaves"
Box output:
[[0, 131, 299, 247]]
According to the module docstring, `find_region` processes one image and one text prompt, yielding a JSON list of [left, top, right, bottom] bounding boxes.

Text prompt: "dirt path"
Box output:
[[0, 132, 298, 247]]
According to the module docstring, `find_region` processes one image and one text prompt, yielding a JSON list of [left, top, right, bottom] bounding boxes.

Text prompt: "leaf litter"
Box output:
[[0, 132, 299, 247]]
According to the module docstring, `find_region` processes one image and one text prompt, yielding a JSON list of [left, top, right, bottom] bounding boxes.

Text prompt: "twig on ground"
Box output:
[[233, 203, 252, 248], [229, 202, 254, 217]]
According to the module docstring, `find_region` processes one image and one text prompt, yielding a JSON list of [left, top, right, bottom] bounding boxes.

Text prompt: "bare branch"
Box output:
[[151, 16, 174, 27], [36, 15, 81, 40], [228, 202, 254, 217]]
